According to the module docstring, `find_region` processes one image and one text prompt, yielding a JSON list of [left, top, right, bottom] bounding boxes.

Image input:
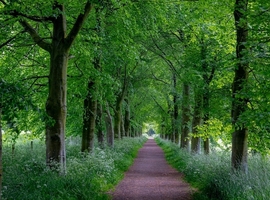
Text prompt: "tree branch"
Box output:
[[9, 10, 53, 22], [150, 35, 179, 76], [22, 75, 48, 89], [151, 96, 167, 114], [67, 61, 84, 78], [160, 31, 183, 67], [0, 30, 25, 49], [151, 71, 169, 85], [22, 75, 49, 81], [0, 0, 7, 5], [207, 58, 216, 84], [65, 1, 92, 49], [19, 20, 51, 52], [170, 30, 185, 42]]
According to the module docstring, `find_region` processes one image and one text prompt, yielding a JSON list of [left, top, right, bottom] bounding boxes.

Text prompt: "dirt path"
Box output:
[[111, 139, 192, 200]]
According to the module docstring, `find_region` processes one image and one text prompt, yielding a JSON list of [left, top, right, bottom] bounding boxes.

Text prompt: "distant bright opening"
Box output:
[[142, 122, 158, 137]]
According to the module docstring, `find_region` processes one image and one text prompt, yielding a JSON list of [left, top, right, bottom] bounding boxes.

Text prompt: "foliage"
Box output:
[[157, 137, 270, 200], [192, 118, 232, 148], [0, 79, 37, 143], [0, 0, 270, 197], [3, 136, 146, 200]]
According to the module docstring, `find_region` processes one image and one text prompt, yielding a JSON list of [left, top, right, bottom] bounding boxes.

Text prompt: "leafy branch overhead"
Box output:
[[0, 1, 270, 199]]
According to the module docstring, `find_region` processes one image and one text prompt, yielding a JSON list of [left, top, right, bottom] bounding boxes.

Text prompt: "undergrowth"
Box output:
[[156, 137, 270, 200], [3, 136, 147, 200]]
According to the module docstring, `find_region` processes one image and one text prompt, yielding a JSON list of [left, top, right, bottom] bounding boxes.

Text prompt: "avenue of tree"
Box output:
[[0, 0, 270, 193]]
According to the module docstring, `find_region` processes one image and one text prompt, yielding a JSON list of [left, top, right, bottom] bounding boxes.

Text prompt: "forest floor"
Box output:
[[110, 139, 193, 200]]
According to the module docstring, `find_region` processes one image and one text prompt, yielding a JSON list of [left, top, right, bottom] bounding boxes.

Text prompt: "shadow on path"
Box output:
[[111, 139, 192, 200]]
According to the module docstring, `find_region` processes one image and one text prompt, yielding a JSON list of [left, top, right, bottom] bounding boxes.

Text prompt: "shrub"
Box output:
[[2, 136, 146, 200], [156, 137, 270, 200]]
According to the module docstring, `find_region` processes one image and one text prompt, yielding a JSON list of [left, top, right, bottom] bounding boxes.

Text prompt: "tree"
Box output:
[[114, 67, 128, 139], [180, 83, 191, 149], [2, 1, 92, 171], [191, 89, 203, 153], [124, 97, 131, 137], [96, 103, 104, 147], [231, 0, 249, 172], [105, 102, 114, 147], [81, 79, 97, 152], [0, 104, 2, 200]]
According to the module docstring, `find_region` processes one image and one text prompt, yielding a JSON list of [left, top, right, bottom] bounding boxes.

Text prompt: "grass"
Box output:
[[2, 136, 147, 200], [156, 137, 270, 200]]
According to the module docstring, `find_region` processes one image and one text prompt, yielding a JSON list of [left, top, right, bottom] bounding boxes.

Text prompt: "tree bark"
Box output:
[[121, 114, 125, 138], [105, 102, 114, 147], [114, 79, 128, 139], [20, 2, 92, 172], [200, 38, 215, 155], [161, 119, 166, 139], [114, 96, 122, 139], [191, 91, 203, 153], [96, 103, 104, 147], [172, 73, 179, 144], [81, 80, 97, 152], [0, 106, 2, 199], [231, 0, 249, 172], [131, 126, 135, 137], [203, 88, 210, 154], [81, 5, 102, 152], [180, 83, 191, 149], [114, 63, 129, 139], [45, 5, 69, 170], [124, 98, 131, 137], [135, 127, 139, 137], [203, 138, 210, 154]]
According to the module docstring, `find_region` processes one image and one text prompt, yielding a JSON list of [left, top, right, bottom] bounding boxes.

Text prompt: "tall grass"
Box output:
[[2, 136, 147, 200], [156, 137, 270, 200]]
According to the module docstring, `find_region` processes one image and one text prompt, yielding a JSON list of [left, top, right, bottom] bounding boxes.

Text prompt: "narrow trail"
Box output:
[[111, 139, 192, 200]]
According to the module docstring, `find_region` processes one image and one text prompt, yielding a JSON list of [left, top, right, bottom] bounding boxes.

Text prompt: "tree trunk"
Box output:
[[180, 83, 191, 149], [172, 73, 179, 143], [114, 96, 122, 139], [96, 103, 104, 147], [0, 106, 2, 198], [231, 0, 249, 172], [114, 80, 128, 139], [203, 88, 210, 154], [12, 143, 15, 156], [138, 126, 142, 137], [114, 63, 129, 139], [121, 114, 125, 138], [173, 96, 179, 144], [203, 139, 210, 154], [170, 112, 175, 142], [81, 80, 97, 152], [191, 91, 203, 153], [45, 25, 69, 171], [81, 5, 102, 151], [200, 37, 216, 155], [20, 2, 92, 172], [161, 120, 165, 139], [105, 102, 114, 147], [135, 127, 139, 137], [124, 98, 130, 137], [131, 126, 135, 137]]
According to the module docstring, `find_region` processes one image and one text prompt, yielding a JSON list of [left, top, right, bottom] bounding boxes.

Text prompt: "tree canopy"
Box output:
[[0, 0, 270, 175]]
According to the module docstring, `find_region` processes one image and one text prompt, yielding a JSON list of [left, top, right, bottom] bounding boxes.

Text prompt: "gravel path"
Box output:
[[111, 139, 192, 200]]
